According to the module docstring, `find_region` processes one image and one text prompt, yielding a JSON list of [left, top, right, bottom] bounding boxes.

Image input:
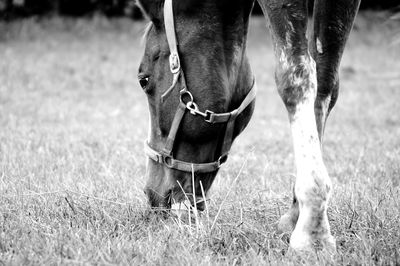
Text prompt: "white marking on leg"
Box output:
[[279, 52, 335, 251], [289, 101, 334, 250]]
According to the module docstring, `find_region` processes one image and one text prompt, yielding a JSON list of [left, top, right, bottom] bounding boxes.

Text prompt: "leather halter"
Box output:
[[144, 0, 256, 173]]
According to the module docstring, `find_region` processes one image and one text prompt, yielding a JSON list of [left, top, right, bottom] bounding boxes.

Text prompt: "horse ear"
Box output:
[[136, 0, 163, 24]]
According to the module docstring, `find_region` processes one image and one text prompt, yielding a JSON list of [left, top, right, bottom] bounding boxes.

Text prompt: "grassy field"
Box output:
[[1, 11, 400, 265]]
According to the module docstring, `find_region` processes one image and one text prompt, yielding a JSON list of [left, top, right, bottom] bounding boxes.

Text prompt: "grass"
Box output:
[[1, 11, 400, 265]]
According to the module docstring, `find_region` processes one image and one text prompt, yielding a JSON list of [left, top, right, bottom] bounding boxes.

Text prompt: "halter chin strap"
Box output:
[[144, 0, 257, 173]]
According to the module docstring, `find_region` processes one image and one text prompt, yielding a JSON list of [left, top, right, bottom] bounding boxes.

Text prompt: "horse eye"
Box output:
[[139, 77, 149, 89]]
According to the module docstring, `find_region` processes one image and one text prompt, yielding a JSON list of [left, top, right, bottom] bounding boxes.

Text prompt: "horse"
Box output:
[[136, 0, 360, 253]]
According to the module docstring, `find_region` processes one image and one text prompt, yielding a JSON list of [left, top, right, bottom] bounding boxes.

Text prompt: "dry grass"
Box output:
[[1, 12, 400, 265]]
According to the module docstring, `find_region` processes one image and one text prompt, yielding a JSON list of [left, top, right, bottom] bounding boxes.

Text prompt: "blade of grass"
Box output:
[[211, 154, 250, 231]]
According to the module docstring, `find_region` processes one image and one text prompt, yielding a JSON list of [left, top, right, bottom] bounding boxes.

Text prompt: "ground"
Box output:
[[0, 11, 399, 265]]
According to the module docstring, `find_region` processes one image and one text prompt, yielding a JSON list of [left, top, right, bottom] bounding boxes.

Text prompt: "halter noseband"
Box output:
[[144, 0, 256, 173]]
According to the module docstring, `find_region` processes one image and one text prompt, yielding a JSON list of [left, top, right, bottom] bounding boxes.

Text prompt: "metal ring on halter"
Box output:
[[169, 53, 181, 74], [179, 89, 194, 104], [180, 90, 216, 120], [163, 154, 173, 168]]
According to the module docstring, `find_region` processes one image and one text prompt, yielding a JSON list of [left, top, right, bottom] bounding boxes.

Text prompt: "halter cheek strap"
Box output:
[[161, 0, 181, 101], [144, 0, 257, 173]]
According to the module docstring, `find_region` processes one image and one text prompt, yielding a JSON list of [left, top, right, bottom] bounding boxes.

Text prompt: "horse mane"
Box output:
[[136, 0, 205, 23]]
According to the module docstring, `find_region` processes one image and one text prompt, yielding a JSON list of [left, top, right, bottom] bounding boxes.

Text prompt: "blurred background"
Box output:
[[0, 0, 399, 20]]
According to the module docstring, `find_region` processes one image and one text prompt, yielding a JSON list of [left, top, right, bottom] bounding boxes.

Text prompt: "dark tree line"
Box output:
[[0, 0, 142, 19], [1, 0, 399, 20]]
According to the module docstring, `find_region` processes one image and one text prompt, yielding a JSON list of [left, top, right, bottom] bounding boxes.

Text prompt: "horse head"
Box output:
[[137, 0, 256, 210]]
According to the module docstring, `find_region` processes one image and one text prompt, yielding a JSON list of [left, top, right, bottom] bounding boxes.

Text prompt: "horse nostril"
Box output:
[[143, 187, 172, 210], [143, 187, 151, 197], [196, 201, 205, 212], [143, 187, 156, 206]]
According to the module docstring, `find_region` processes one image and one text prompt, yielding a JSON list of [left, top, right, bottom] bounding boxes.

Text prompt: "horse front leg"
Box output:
[[258, 0, 335, 252], [310, 0, 361, 143]]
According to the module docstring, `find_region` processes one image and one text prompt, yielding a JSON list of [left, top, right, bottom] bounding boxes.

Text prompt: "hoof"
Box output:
[[290, 230, 336, 255], [277, 205, 299, 234], [277, 212, 297, 233]]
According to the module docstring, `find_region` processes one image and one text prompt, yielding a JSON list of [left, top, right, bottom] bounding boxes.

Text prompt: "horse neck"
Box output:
[[222, 19, 253, 110]]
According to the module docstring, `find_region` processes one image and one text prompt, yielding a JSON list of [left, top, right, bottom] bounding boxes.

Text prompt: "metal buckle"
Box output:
[[204, 110, 215, 123], [154, 153, 163, 164], [186, 101, 201, 116], [186, 103, 215, 123], [179, 90, 215, 123], [169, 52, 180, 74]]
